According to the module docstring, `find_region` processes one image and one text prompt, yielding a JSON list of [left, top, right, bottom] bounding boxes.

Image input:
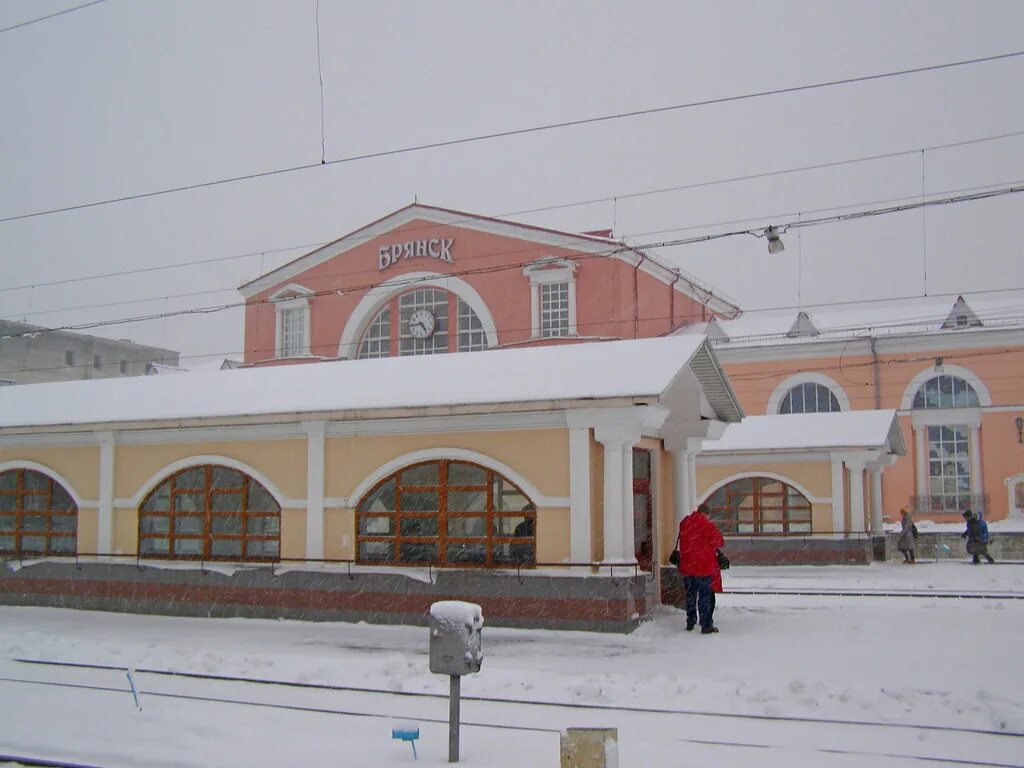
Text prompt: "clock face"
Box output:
[[408, 308, 436, 339]]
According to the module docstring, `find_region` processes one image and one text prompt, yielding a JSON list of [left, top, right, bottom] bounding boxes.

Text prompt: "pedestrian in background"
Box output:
[[962, 509, 995, 564], [897, 507, 918, 564], [677, 503, 726, 634]]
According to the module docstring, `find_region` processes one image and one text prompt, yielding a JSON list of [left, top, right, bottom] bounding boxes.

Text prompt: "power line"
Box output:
[[2, 49, 1023, 224], [2, 183, 1023, 344], [0, 0, 107, 34], [4, 126, 1022, 296]]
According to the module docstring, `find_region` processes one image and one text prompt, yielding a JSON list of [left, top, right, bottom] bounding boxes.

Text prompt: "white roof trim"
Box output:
[[237, 205, 740, 316]]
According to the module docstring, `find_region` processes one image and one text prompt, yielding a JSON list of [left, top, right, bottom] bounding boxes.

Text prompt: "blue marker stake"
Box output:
[[392, 724, 420, 760], [126, 668, 142, 711]]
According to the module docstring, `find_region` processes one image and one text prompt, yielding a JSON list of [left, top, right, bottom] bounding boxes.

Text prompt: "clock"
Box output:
[[408, 308, 436, 339]]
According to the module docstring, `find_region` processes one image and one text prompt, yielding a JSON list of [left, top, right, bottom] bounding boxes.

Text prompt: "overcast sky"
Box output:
[[1, 0, 1022, 364]]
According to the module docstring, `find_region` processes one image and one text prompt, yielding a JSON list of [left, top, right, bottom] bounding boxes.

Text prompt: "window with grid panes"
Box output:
[[704, 477, 812, 535], [281, 306, 307, 357], [926, 425, 971, 511], [540, 282, 570, 337], [912, 375, 980, 409], [779, 382, 841, 414], [356, 460, 536, 567], [138, 465, 281, 561], [358, 289, 489, 357], [358, 307, 391, 359], [0, 468, 78, 556]]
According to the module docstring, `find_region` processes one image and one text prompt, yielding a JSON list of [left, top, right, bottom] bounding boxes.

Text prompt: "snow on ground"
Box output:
[[0, 562, 1022, 767]]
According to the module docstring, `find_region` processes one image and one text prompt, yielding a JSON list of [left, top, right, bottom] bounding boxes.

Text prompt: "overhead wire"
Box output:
[[2, 49, 1024, 224], [0, 0, 107, 34], [2, 183, 1023, 343]]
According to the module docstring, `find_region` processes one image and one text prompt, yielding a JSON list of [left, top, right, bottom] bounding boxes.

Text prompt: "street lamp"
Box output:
[[765, 226, 785, 254]]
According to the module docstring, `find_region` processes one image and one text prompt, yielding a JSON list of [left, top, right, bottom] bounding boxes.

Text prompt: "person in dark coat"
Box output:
[[677, 503, 725, 634], [962, 509, 995, 564], [897, 508, 917, 564]]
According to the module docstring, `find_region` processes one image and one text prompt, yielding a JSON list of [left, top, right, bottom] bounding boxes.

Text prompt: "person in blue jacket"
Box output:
[[962, 509, 995, 564]]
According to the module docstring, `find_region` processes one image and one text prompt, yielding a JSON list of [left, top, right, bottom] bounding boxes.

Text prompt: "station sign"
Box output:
[[379, 237, 454, 270]]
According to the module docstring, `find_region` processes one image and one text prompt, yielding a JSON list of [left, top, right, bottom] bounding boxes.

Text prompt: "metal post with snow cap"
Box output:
[[429, 600, 483, 763]]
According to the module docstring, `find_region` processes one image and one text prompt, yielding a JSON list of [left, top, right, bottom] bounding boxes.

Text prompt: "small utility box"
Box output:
[[429, 600, 484, 763], [429, 600, 483, 676]]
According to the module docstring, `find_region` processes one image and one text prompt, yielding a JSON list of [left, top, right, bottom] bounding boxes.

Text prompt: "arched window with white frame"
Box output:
[[767, 373, 849, 415], [357, 288, 490, 358]]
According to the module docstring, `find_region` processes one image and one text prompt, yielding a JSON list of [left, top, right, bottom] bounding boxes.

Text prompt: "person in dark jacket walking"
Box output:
[[677, 503, 726, 634], [962, 509, 995, 564], [897, 508, 918, 563]]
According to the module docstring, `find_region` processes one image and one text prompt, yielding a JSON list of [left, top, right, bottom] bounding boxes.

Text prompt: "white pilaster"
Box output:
[[620, 444, 636, 561], [847, 458, 867, 533], [304, 420, 327, 560], [870, 468, 884, 534], [669, 449, 689, 532], [830, 455, 845, 534], [686, 446, 699, 512], [969, 425, 983, 503], [95, 431, 115, 555], [914, 426, 927, 496], [601, 437, 628, 562], [568, 426, 592, 563]]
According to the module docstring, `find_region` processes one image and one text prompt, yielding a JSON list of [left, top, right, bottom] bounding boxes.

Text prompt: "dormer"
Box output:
[[786, 311, 819, 338], [941, 295, 982, 330]]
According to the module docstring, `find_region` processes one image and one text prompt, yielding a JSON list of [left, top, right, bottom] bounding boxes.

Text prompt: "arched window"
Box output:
[[358, 289, 488, 359], [912, 375, 980, 409], [704, 477, 812, 534], [779, 382, 841, 414], [138, 465, 280, 561], [356, 460, 535, 567], [0, 468, 78, 556]]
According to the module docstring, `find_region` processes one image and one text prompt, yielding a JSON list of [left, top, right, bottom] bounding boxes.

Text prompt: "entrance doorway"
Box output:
[[633, 448, 653, 570]]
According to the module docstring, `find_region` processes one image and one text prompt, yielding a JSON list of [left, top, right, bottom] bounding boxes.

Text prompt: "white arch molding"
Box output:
[[1007, 474, 1024, 518], [337, 271, 499, 358], [347, 448, 567, 509], [900, 364, 992, 410], [766, 372, 851, 415], [698, 471, 829, 507], [126, 455, 295, 509], [0, 460, 88, 508]]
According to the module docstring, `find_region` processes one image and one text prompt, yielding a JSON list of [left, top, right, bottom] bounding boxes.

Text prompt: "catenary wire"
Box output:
[[2, 183, 1022, 343], [3, 127, 1023, 295], [1, 50, 1023, 224], [0, 0, 107, 34]]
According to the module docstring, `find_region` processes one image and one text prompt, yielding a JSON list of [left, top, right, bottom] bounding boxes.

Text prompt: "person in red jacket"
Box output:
[[677, 503, 725, 634]]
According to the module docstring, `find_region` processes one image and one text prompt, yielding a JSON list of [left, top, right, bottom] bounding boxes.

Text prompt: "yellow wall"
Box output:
[[537, 507, 570, 563], [324, 429, 569, 499], [325, 507, 354, 560], [77, 508, 98, 555], [114, 440, 308, 500], [281, 509, 306, 559], [0, 446, 100, 501], [113, 507, 137, 555], [697, 459, 840, 534]]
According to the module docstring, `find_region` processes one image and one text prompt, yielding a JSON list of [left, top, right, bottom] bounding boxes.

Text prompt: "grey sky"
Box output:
[[2, 0, 1022, 364]]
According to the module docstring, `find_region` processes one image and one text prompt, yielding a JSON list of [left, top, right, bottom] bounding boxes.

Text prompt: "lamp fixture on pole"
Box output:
[[765, 225, 785, 254]]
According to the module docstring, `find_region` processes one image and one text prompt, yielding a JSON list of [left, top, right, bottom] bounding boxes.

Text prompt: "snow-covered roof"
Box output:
[[0, 336, 741, 430], [676, 292, 1024, 347], [700, 409, 906, 454]]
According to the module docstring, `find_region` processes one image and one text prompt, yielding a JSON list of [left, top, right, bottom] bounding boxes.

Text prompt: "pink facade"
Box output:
[[240, 205, 737, 366]]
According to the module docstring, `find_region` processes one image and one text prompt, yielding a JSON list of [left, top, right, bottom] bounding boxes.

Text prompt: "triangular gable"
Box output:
[[786, 311, 819, 338], [941, 295, 982, 329], [237, 203, 741, 317]]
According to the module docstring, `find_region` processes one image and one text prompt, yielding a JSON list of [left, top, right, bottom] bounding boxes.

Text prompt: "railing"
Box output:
[[910, 494, 989, 515]]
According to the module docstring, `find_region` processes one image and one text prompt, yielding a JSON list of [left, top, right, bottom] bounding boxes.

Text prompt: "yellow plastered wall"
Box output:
[[113, 507, 137, 555], [537, 507, 569, 563], [697, 459, 839, 533], [114, 440, 307, 500], [323, 429, 569, 499], [326, 507, 354, 560], [281, 509, 306, 559], [0, 446, 103, 553], [0, 446, 101, 501]]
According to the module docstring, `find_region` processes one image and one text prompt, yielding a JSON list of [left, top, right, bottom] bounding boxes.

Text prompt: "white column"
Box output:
[[969, 425, 983, 506], [568, 426, 592, 563], [830, 456, 845, 534], [601, 437, 627, 562], [669, 449, 688, 532], [914, 426, 927, 498], [304, 420, 327, 560], [620, 445, 636, 562], [847, 459, 867, 533], [686, 446, 699, 512], [95, 431, 115, 555], [870, 468, 884, 534]]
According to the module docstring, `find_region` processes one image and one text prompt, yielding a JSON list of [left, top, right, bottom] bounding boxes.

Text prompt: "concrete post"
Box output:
[[560, 728, 618, 768]]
